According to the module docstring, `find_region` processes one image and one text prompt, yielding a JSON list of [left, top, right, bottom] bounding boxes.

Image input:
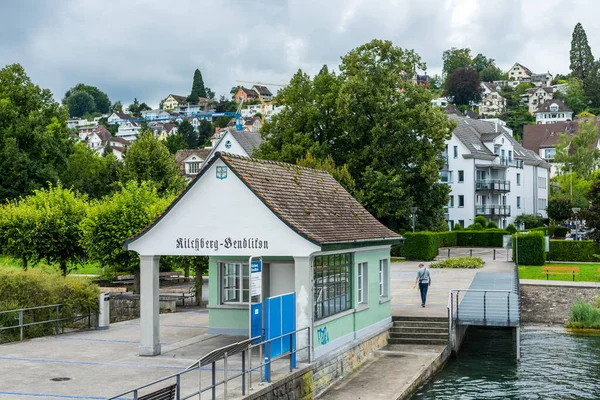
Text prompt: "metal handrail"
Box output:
[[108, 326, 311, 400], [0, 304, 94, 342]]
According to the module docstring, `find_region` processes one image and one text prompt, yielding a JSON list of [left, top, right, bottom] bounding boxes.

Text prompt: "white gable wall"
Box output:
[[127, 159, 321, 257]]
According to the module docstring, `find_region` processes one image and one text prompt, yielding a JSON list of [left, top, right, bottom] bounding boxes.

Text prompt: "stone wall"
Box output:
[[244, 329, 389, 400], [109, 295, 176, 323], [521, 284, 600, 324]]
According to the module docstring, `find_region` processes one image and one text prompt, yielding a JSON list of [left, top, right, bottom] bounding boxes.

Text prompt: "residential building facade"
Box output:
[[107, 112, 133, 125], [508, 62, 532, 81], [234, 87, 260, 103], [116, 121, 142, 142], [479, 83, 507, 116], [524, 87, 553, 114], [163, 94, 187, 110], [140, 109, 171, 121], [534, 99, 573, 124], [443, 115, 549, 229], [251, 85, 273, 101]]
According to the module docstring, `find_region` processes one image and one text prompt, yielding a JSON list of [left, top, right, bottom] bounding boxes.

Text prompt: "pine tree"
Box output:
[[570, 22, 594, 81], [187, 69, 207, 103]]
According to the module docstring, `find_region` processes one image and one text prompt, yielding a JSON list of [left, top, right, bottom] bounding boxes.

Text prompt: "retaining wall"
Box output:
[[521, 283, 600, 324], [244, 327, 389, 400]]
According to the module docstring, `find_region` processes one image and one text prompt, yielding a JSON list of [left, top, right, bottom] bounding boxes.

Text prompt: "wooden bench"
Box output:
[[542, 266, 580, 281], [139, 384, 177, 400], [159, 286, 196, 306], [159, 271, 185, 283]]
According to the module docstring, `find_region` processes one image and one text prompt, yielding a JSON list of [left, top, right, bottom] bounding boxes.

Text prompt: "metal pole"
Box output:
[[483, 292, 487, 325], [176, 374, 181, 400], [516, 326, 521, 361], [223, 352, 228, 400], [267, 341, 272, 383], [242, 350, 246, 395], [19, 310, 23, 341], [198, 364, 202, 400], [248, 345, 252, 391], [448, 248, 450, 258], [55, 305, 60, 335], [133, 390, 138, 400], [289, 334, 293, 373], [470, 249, 472, 257], [212, 362, 216, 399], [456, 291, 460, 324], [507, 292, 511, 326], [494, 249, 496, 260]]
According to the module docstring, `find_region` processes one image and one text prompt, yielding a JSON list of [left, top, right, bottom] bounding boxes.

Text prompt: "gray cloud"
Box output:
[[0, 0, 597, 108]]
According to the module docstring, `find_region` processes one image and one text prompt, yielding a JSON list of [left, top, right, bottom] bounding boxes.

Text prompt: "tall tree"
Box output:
[[164, 132, 187, 154], [178, 120, 198, 148], [0, 64, 74, 201], [442, 47, 472, 76], [65, 91, 96, 118], [570, 22, 595, 81], [256, 40, 455, 231], [444, 67, 482, 105], [584, 60, 600, 108], [471, 53, 495, 72], [187, 69, 207, 102], [63, 84, 111, 115], [110, 100, 123, 113], [198, 119, 213, 146], [119, 130, 186, 195], [480, 65, 505, 82], [555, 118, 600, 180], [580, 171, 600, 242], [562, 77, 587, 115]]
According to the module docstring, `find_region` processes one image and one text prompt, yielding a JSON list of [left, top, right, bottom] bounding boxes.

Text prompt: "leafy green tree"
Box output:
[[514, 214, 544, 229], [0, 201, 38, 269], [24, 184, 88, 276], [555, 118, 600, 179], [178, 120, 197, 148], [442, 47, 472, 76], [205, 88, 215, 100], [160, 256, 208, 304], [119, 130, 186, 195], [65, 91, 96, 118], [0, 64, 73, 201], [581, 171, 600, 242], [444, 67, 481, 105], [81, 181, 172, 292], [584, 60, 600, 108], [214, 116, 232, 128], [570, 22, 595, 81], [164, 132, 187, 154], [63, 84, 111, 115], [126, 98, 151, 117], [480, 65, 505, 82], [257, 40, 455, 231], [471, 53, 495, 72], [187, 69, 207, 102], [110, 101, 124, 113], [61, 142, 120, 198], [551, 172, 591, 210], [547, 195, 573, 222], [429, 74, 443, 90], [562, 78, 587, 115], [198, 119, 213, 146]]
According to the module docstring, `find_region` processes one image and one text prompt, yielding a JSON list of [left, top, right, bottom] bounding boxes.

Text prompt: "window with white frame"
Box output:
[[517, 173, 521, 185], [357, 262, 368, 304], [379, 259, 389, 297], [188, 162, 202, 174], [221, 263, 249, 303], [538, 176, 547, 189], [538, 198, 547, 210]]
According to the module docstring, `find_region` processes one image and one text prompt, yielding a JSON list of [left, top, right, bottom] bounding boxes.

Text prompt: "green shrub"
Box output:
[[566, 300, 600, 329], [553, 227, 569, 238], [486, 221, 498, 229], [430, 256, 484, 269], [474, 216, 487, 226], [453, 223, 462, 231], [468, 223, 484, 230], [506, 224, 517, 234], [549, 240, 600, 262], [0, 269, 99, 343], [400, 231, 456, 261], [512, 232, 546, 266], [515, 214, 545, 229], [456, 230, 508, 247]]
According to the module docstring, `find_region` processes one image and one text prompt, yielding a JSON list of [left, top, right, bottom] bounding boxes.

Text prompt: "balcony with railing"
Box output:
[[475, 179, 510, 193], [497, 157, 524, 168], [476, 205, 511, 217]]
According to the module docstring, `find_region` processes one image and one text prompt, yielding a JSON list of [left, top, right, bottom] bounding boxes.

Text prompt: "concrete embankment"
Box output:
[[520, 280, 600, 324]]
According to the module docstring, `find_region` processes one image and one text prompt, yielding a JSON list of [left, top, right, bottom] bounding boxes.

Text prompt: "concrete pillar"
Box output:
[[139, 255, 161, 356], [294, 256, 312, 362], [516, 326, 521, 361]]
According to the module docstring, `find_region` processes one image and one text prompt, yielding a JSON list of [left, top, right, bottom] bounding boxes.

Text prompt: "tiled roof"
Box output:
[[115, 113, 132, 119], [240, 87, 259, 98], [174, 149, 211, 165], [169, 94, 187, 103], [535, 99, 572, 113], [527, 87, 553, 95], [252, 85, 273, 96], [216, 153, 400, 244], [230, 131, 263, 156], [445, 104, 464, 117], [110, 136, 130, 145], [94, 126, 112, 144]]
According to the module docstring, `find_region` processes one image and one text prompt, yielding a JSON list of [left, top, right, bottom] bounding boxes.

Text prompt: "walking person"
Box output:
[[413, 263, 431, 307]]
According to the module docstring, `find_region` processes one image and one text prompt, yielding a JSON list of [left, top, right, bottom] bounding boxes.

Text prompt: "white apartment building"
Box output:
[[535, 99, 573, 124], [442, 115, 550, 229], [116, 121, 142, 142]]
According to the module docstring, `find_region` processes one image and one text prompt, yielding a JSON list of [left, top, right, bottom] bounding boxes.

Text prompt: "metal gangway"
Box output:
[[447, 265, 521, 360]]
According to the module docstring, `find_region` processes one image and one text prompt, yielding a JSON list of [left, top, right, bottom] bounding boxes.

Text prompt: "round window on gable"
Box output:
[[225, 140, 232, 149]]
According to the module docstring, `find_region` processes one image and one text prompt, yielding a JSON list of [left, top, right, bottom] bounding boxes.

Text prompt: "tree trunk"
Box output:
[[134, 269, 141, 295], [194, 273, 203, 306], [60, 262, 67, 277], [22, 256, 27, 271], [184, 265, 190, 280]]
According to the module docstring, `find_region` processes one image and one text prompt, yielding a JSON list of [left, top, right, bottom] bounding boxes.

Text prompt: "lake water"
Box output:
[[413, 325, 600, 399]]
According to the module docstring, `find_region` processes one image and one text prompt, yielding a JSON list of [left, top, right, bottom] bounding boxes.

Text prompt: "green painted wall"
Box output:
[[314, 313, 354, 348], [209, 307, 248, 330]]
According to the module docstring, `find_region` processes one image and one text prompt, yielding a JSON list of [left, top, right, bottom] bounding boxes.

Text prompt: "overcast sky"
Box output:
[[1, 0, 598, 108]]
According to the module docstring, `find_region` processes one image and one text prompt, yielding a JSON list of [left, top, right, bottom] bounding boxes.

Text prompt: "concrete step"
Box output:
[[393, 321, 447, 328], [392, 316, 448, 323], [390, 326, 448, 334], [390, 332, 448, 340], [388, 337, 448, 345]]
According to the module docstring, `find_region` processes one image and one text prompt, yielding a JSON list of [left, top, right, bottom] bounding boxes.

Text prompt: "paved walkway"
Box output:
[[391, 248, 514, 317], [0, 310, 295, 399]]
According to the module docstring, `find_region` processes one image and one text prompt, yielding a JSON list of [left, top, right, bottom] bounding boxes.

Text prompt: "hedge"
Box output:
[[0, 269, 100, 343], [549, 240, 600, 262], [401, 229, 509, 260], [512, 232, 546, 266]]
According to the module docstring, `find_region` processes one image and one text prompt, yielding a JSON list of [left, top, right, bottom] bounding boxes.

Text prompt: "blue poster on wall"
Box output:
[[251, 303, 262, 344], [264, 292, 296, 381]]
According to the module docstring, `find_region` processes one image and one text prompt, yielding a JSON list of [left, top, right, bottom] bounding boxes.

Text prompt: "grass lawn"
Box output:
[[519, 263, 600, 282], [391, 257, 405, 263], [0, 256, 103, 275]]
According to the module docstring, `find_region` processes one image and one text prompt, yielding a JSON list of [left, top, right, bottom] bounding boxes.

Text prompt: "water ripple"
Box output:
[[413, 326, 600, 399]]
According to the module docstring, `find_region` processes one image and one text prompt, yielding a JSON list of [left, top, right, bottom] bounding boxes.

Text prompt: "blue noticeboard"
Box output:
[[251, 303, 262, 344], [264, 292, 296, 381]]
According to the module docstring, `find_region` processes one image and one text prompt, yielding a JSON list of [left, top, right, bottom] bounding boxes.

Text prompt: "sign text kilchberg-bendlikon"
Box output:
[[175, 237, 269, 252]]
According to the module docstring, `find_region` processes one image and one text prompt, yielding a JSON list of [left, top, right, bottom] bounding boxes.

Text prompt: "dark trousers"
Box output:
[[419, 282, 429, 305]]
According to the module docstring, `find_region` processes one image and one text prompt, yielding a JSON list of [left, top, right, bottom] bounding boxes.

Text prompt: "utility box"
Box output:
[[97, 292, 110, 329]]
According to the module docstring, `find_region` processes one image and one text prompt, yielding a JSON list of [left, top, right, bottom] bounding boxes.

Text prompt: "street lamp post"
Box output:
[[572, 207, 581, 240], [410, 207, 418, 233]]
